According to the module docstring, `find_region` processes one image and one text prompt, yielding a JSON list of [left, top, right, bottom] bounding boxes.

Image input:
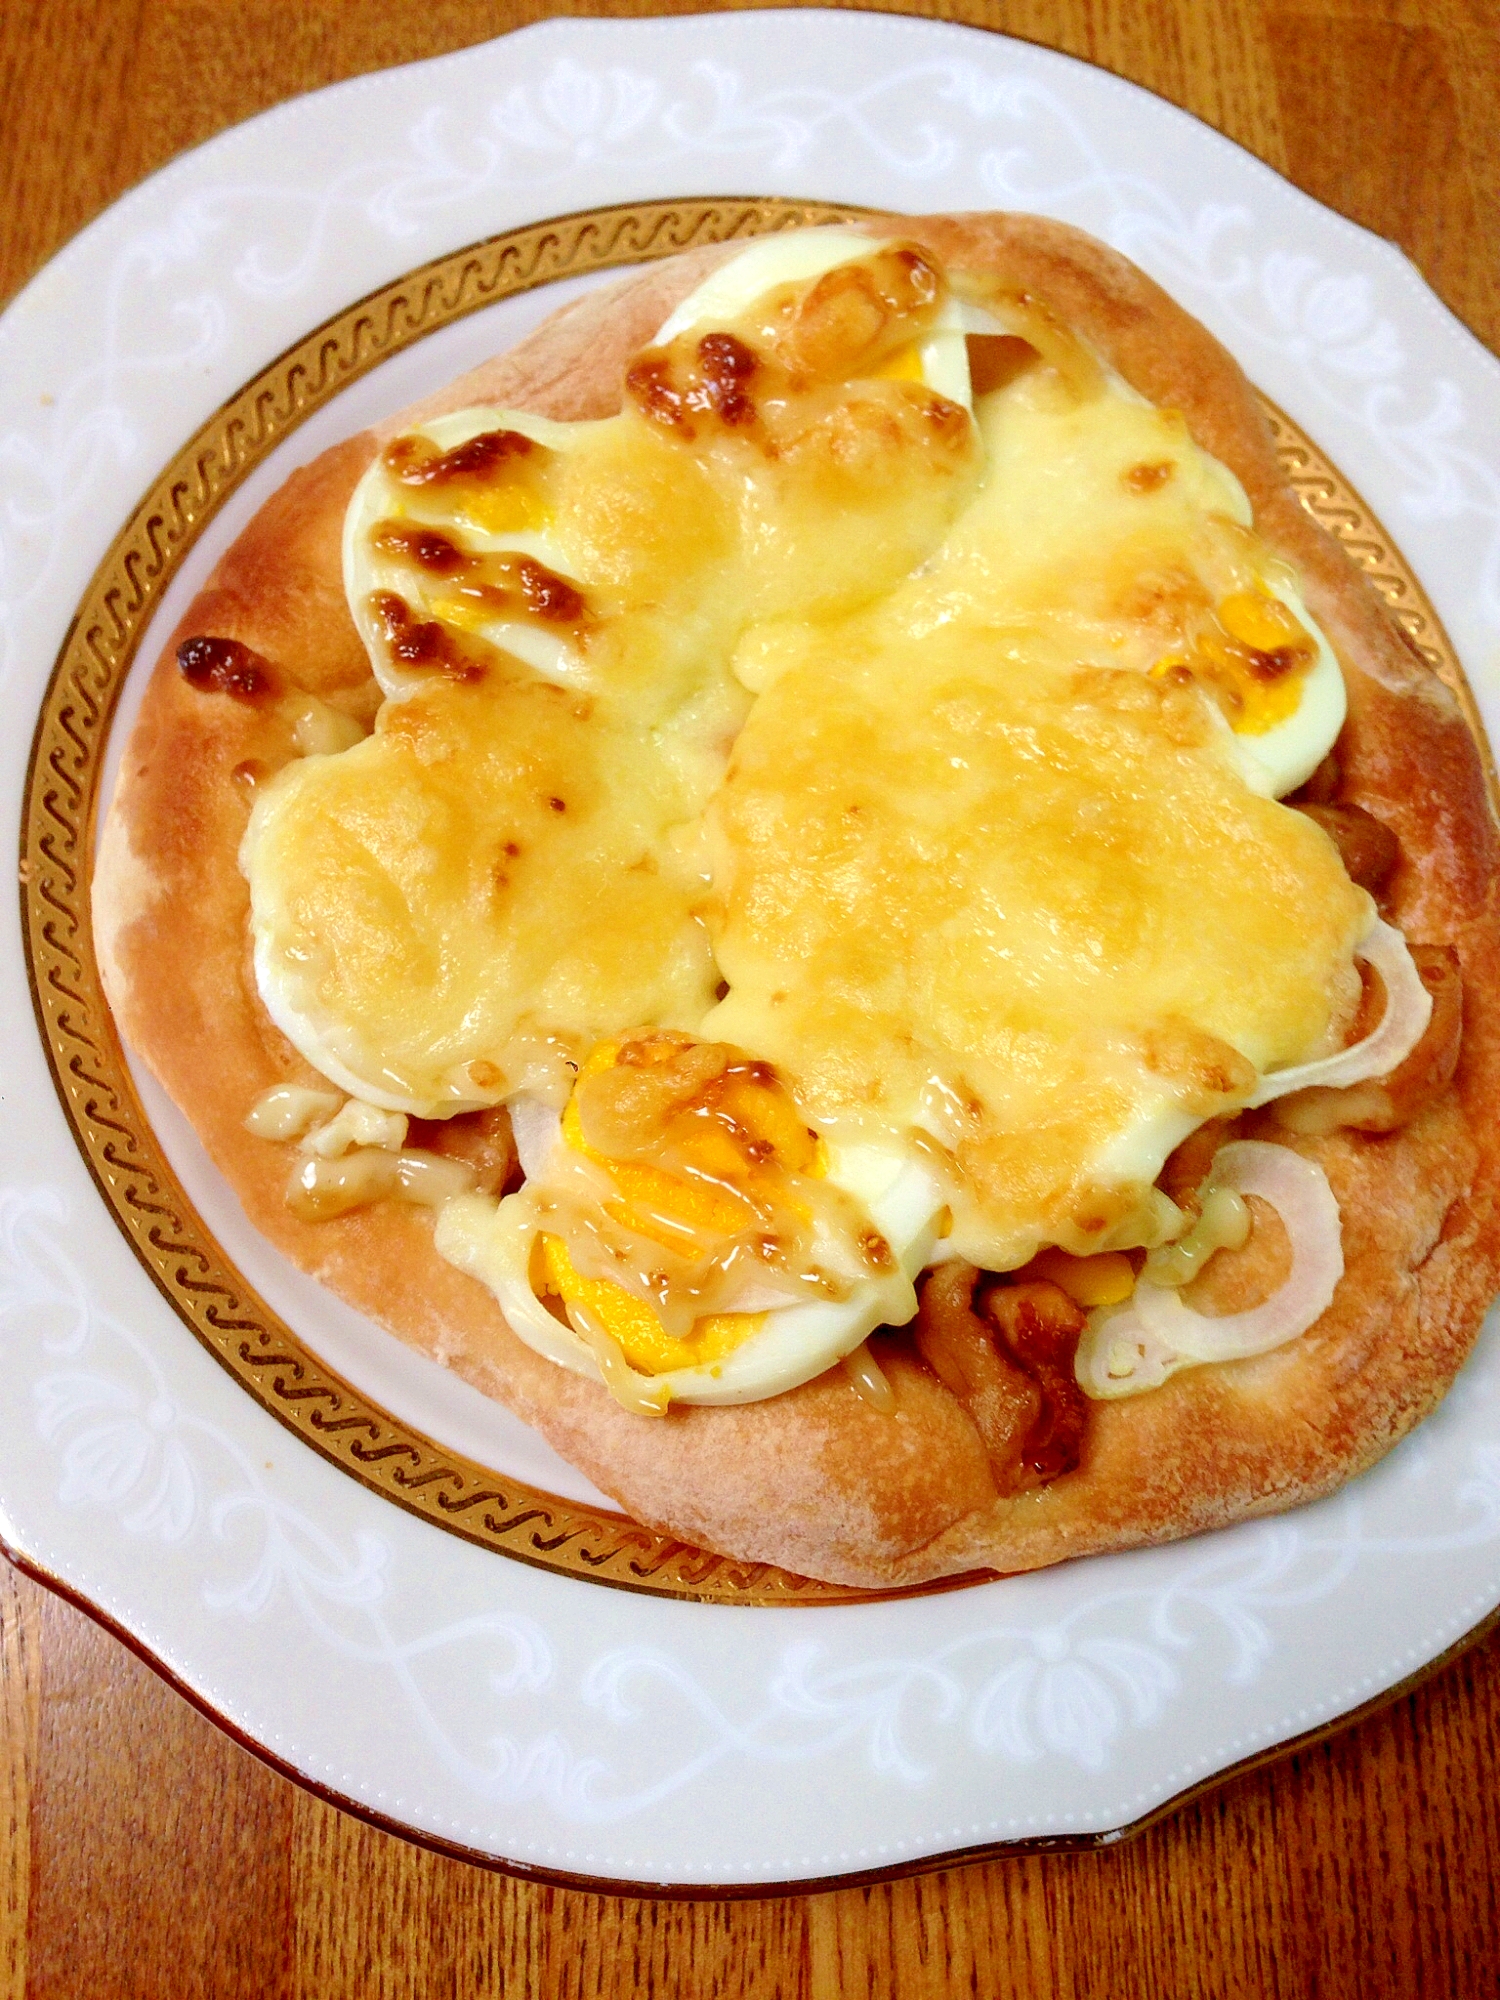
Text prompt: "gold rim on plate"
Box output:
[[19, 196, 1490, 1609]]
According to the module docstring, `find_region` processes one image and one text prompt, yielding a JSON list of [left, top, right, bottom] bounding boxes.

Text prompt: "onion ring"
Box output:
[[1074, 1299, 1181, 1399], [1075, 1140, 1343, 1395], [1248, 917, 1430, 1107], [508, 1096, 563, 1181]]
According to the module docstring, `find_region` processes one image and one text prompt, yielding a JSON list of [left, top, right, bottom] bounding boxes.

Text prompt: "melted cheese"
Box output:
[[701, 360, 1366, 1265], [243, 229, 1367, 1392], [248, 236, 981, 1114], [891, 367, 1345, 795], [243, 669, 725, 1113], [705, 624, 1364, 1266]]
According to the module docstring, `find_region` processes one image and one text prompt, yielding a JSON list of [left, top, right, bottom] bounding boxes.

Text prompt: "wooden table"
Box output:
[[4, 2, 1498, 1992]]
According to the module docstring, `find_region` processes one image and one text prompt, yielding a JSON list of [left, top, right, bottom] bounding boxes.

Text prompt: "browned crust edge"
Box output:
[[93, 213, 1500, 1589]]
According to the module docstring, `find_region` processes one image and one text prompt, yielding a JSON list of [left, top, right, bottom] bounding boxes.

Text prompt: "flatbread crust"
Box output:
[[94, 213, 1500, 1589]]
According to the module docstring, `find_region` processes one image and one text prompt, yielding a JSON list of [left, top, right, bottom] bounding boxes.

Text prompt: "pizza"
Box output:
[[93, 213, 1500, 1588]]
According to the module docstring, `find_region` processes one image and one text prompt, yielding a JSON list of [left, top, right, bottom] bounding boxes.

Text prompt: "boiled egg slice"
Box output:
[[344, 405, 596, 698], [651, 223, 983, 417], [1199, 573, 1346, 798], [902, 349, 1346, 802], [434, 1037, 945, 1410]]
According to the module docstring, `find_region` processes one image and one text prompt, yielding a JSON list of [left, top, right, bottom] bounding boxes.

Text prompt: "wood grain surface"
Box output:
[[4, 1, 1499, 1993]]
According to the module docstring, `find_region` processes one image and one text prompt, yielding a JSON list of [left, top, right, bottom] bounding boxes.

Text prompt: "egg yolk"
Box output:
[[1153, 586, 1318, 735], [537, 1035, 824, 1375], [538, 1234, 754, 1375], [868, 341, 927, 384]]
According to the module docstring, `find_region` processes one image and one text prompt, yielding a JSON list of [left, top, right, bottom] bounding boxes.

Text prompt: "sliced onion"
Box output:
[[954, 300, 1006, 336], [1247, 918, 1430, 1108], [1133, 1142, 1342, 1361], [1075, 1140, 1343, 1396], [392, 1150, 477, 1208], [842, 1340, 898, 1413], [245, 1083, 341, 1141], [434, 1191, 592, 1379], [1075, 1301, 1181, 1400], [508, 1096, 562, 1182]]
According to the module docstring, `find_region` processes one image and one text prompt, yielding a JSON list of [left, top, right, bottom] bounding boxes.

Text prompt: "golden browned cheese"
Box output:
[[705, 371, 1367, 1267], [245, 244, 983, 1115], [708, 630, 1364, 1263], [243, 669, 724, 1105]]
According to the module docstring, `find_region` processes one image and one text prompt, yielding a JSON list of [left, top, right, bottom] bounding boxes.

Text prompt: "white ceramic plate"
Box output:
[[5, 11, 1500, 1891]]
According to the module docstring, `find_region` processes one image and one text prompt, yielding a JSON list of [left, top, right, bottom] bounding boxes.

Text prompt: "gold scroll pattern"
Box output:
[[18, 200, 1479, 1607], [1263, 400, 1499, 805]]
